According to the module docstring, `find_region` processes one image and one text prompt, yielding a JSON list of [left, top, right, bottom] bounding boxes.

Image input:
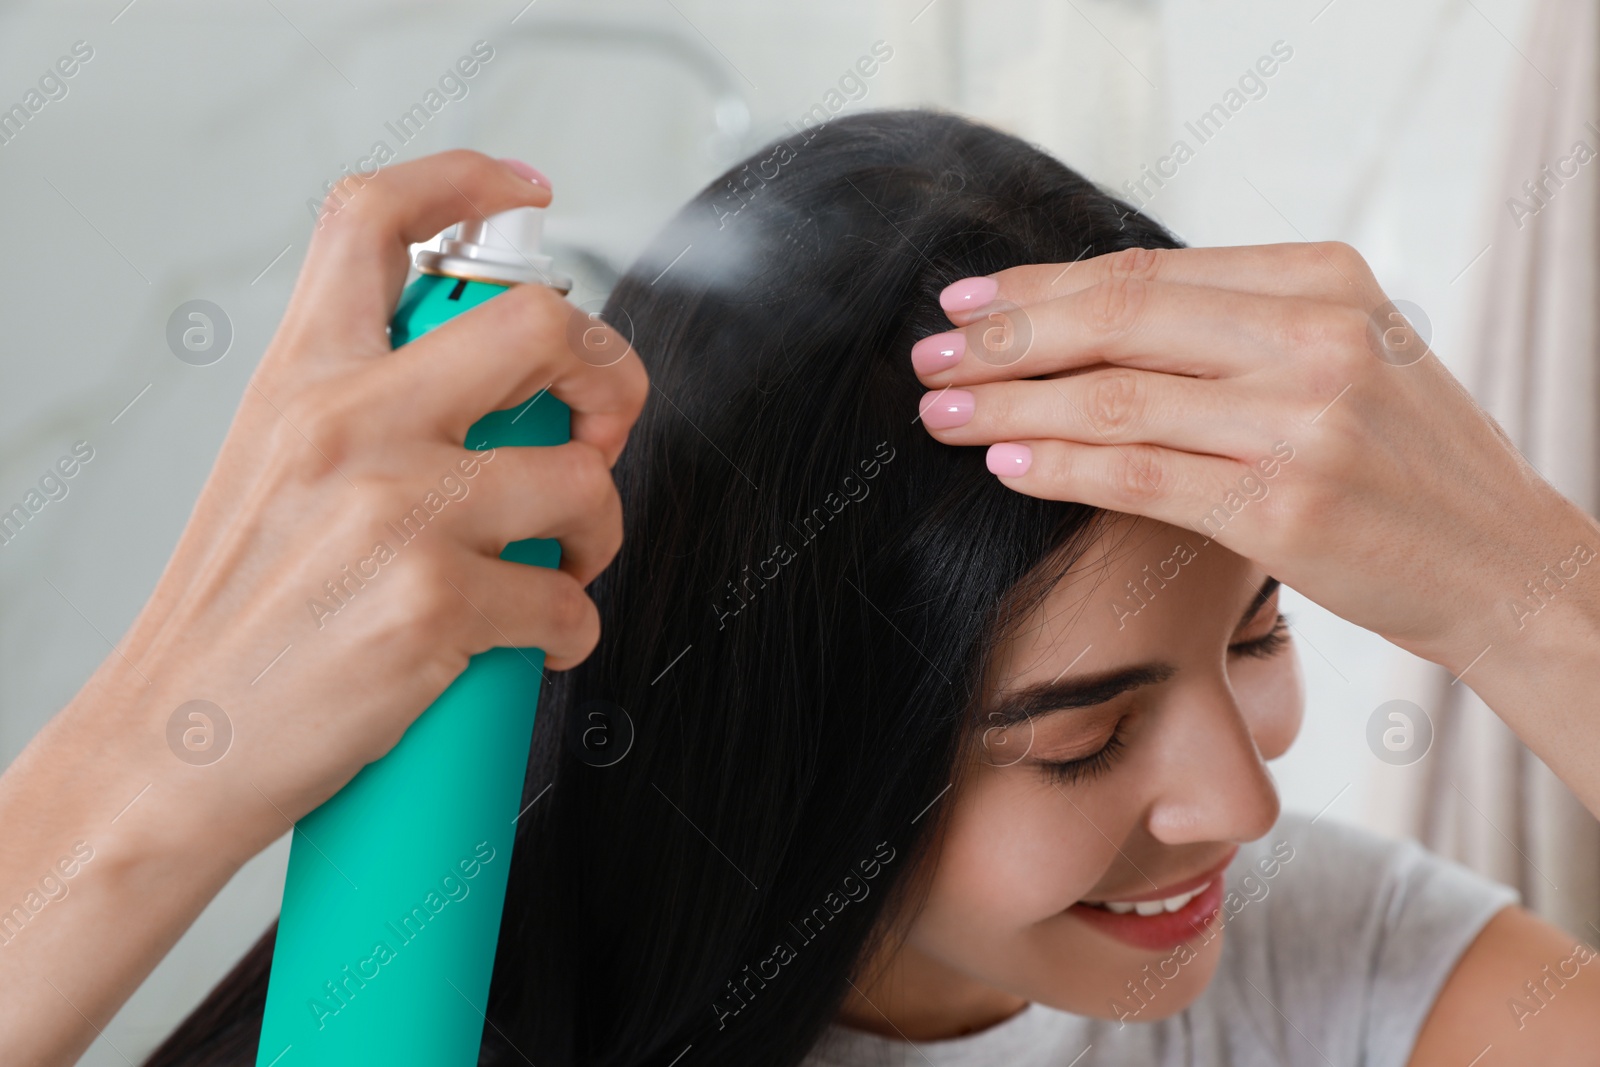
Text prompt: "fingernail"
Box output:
[[987, 443, 1032, 477], [940, 276, 999, 314], [911, 331, 966, 375], [919, 389, 975, 429], [499, 158, 551, 189]]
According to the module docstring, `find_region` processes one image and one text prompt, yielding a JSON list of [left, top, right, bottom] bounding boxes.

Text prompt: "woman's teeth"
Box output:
[[1088, 881, 1211, 916]]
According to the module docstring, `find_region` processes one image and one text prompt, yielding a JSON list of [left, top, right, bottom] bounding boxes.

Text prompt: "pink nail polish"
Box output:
[[940, 277, 999, 314], [987, 443, 1032, 477], [498, 158, 551, 189], [919, 389, 975, 429], [911, 331, 966, 375]]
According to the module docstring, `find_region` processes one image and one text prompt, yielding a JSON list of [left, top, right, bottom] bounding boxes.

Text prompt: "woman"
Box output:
[[7, 112, 1598, 1065]]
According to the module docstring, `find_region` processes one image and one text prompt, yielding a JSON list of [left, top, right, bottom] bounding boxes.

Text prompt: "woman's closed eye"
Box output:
[[1036, 720, 1129, 786], [1033, 611, 1291, 786], [1229, 611, 1290, 660]]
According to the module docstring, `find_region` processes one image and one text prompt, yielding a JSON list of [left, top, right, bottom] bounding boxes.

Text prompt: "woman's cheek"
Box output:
[[923, 768, 1120, 927], [1231, 648, 1304, 761]]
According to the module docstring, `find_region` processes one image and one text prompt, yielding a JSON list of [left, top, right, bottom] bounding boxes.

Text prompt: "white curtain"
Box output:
[[1413, 0, 1600, 942]]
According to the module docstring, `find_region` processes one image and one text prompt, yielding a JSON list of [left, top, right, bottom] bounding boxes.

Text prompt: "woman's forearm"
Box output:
[[0, 663, 251, 1067], [1449, 502, 1600, 820], [0, 152, 642, 1066]]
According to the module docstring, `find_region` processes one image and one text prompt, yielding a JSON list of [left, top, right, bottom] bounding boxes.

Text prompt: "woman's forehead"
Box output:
[[995, 515, 1260, 676]]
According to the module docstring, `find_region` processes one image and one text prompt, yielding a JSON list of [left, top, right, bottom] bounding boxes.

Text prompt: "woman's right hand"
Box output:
[[0, 150, 646, 1067], [112, 149, 644, 848]]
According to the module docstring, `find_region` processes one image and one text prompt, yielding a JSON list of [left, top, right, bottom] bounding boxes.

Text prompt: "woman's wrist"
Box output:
[[42, 666, 272, 883], [1440, 499, 1600, 814], [1416, 491, 1600, 676], [12, 714, 250, 936]]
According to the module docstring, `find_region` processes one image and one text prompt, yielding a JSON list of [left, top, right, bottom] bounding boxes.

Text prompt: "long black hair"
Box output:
[[143, 108, 1181, 1067]]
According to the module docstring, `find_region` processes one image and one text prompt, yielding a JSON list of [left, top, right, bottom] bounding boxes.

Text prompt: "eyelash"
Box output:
[[1229, 611, 1291, 660], [1040, 726, 1127, 786], [1036, 612, 1292, 786]]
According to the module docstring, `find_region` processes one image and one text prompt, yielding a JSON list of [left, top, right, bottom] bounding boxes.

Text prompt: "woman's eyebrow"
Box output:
[[986, 577, 1281, 728], [987, 663, 1176, 728]]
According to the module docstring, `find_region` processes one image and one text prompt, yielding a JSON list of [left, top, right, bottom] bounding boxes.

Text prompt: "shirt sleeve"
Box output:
[[1360, 832, 1521, 1065]]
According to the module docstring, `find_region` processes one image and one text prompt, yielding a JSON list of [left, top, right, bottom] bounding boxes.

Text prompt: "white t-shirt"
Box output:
[[803, 813, 1519, 1067]]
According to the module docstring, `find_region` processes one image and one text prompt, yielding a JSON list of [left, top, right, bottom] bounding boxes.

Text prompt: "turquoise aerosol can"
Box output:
[[257, 204, 572, 1066]]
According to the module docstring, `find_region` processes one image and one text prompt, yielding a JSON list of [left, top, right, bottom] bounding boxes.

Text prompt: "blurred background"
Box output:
[[6, 0, 1593, 1061]]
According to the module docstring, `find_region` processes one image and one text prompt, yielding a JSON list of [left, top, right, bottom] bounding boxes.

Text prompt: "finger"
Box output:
[[367, 281, 649, 465], [983, 438, 1252, 540], [449, 554, 601, 671], [939, 243, 1380, 327], [444, 441, 623, 588], [917, 370, 1263, 457], [291, 150, 554, 350], [913, 278, 1343, 387]]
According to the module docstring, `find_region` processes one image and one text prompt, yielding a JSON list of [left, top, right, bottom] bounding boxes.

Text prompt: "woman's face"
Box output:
[[843, 513, 1304, 1038]]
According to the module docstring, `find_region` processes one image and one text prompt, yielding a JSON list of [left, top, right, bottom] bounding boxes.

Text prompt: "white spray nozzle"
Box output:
[[415, 205, 572, 292]]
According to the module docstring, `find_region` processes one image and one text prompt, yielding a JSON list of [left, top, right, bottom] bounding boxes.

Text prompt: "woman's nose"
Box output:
[[1144, 679, 1281, 846]]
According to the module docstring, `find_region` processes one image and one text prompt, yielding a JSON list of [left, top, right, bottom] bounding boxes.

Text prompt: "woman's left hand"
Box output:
[[910, 242, 1599, 678]]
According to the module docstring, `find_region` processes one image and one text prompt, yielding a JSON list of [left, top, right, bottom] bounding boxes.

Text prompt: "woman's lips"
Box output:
[[1066, 846, 1238, 951]]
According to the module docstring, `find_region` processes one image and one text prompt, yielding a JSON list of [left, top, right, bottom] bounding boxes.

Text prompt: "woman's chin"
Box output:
[[1037, 924, 1227, 1025]]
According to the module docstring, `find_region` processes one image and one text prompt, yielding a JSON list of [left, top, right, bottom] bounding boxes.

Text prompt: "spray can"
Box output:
[[256, 205, 572, 1066]]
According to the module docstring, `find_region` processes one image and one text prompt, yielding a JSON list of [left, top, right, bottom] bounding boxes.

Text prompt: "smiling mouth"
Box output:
[[1081, 881, 1213, 916], [1065, 847, 1240, 951]]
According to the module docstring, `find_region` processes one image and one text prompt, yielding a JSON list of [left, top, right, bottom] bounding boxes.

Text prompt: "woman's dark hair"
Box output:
[[143, 108, 1181, 1067]]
